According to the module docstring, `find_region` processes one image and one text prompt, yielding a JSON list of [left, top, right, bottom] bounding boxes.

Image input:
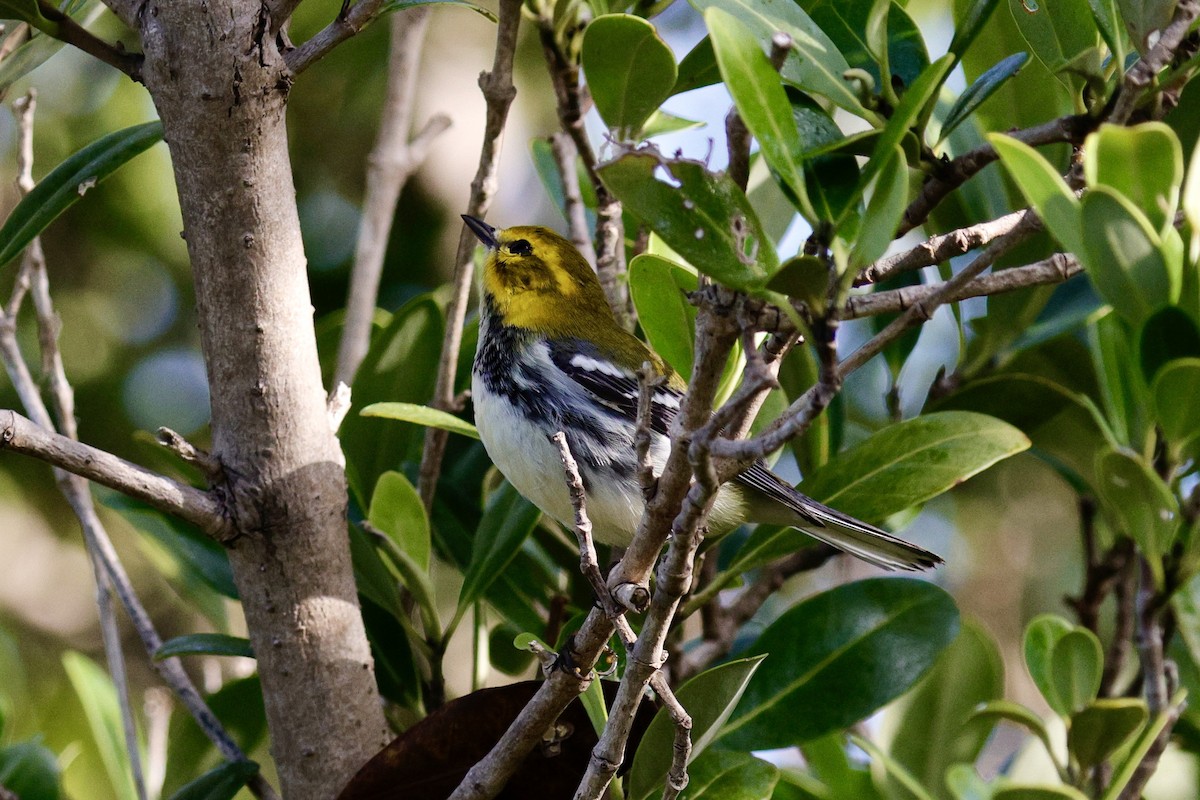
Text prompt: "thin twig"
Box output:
[[1109, 0, 1200, 124], [284, 0, 387, 73], [549, 132, 597, 266], [35, 0, 143, 79], [416, 0, 521, 511], [334, 8, 450, 388], [898, 114, 1093, 237], [550, 431, 618, 617]]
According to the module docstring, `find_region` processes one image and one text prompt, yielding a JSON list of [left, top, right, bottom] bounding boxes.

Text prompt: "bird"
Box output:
[[462, 214, 941, 571]]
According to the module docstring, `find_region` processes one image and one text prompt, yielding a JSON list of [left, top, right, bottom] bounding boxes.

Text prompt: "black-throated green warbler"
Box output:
[[464, 215, 940, 571]]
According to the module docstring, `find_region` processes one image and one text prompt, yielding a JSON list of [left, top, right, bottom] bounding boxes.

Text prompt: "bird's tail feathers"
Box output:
[[794, 500, 942, 572]]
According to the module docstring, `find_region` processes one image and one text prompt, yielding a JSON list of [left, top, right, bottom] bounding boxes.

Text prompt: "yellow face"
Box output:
[[480, 225, 612, 332]]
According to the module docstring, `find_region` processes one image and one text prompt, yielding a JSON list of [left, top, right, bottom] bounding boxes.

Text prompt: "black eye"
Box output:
[[507, 239, 533, 256]]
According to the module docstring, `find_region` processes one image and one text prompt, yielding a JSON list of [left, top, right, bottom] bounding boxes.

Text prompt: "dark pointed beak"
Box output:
[[462, 214, 498, 249]]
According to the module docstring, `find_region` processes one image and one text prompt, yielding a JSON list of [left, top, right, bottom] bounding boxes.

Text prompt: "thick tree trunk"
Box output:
[[136, 2, 390, 796]]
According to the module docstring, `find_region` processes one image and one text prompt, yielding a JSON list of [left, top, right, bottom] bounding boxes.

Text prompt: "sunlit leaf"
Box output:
[[582, 15, 677, 137], [362, 402, 479, 440], [155, 634, 254, 661]]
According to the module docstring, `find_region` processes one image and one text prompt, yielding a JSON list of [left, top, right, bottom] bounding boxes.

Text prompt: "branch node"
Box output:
[[157, 427, 224, 480], [612, 582, 650, 613]]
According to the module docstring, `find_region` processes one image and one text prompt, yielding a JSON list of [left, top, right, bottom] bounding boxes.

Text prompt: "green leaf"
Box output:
[[629, 656, 765, 800], [361, 401, 479, 440], [849, 144, 908, 269], [680, 750, 780, 799], [1118, 0, 1176, 53], [1153, 357, 1200, 446], [970, 700, 1057, 763], [1095, 448, 1179, 581], [582, 15, 677, 138], [341, 293, 444, 505], [890, 621, 1005, 793], [379, 0, 497, 20], [949, 0, 1004, 58], [797, 411, 1030, 523], [688, 0, 868, 117], [1007, 0, 1099, 88], [166, 760, 260, 800], [706, 7, 813, 220], [1139, 306, 1200, 383], [1068, 699, 1148, 769], [628, 254, 699, 377], [155, 634, 254, 661], [1049, 630, 1104, 715], [0, 122, 163, 268], [673, 36, 720, 95], [945, 763, 992, 800], [598, 153, 778, 289], [939, 52, 1028, 143], [0, 0, 102, 97], [368, 471, 431, 572], [720, 578, 959, 748], [62, 651, 139, 800], [1023, 614, 1073, 714], [0, 739, 61, 800], [580, 678, 608, 737], [1087, 0, 1127, 62], [643, 110, 706, 137], [988, 133, 1083, 256], [851, 735, 936, 800], [799, 0, 930, 92], [0, 0, 56, 33], [456, 482, 541, 621], [1080, 187, 1180, 325], [1084, 123, 1183, 235]]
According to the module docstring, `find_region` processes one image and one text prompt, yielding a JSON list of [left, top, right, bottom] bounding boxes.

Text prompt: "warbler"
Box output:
[[463, 215, 940, 571]]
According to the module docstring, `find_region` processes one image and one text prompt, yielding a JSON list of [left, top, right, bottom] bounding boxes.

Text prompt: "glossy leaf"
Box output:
[[361, 402, 479, 440], [62, 652, 138, 800], [890, 621, 1005, 792], [629, 657, 765, 800], [672, 35, 720, 95], [720, 579, 959, 748], [1095, 449, 1179, 580], [688, 0, 867, 117], [1023, 614, 1074, 713], [797, 411, 1030, 523], [628, 254, 699, 376], [949, 0, 1003, 57], [1153, 357, 1200, 445], [582, 15, 677, 137], [989, 133, 1083, 256], [342, 294, 444, 505], [599, 153, 778, 288], [707, 7, 813, 219], [456, 481, 541, 618], [0, 122, 163, 268], [0, 0, 55, 32], [0, 740, 61, 800], [679, 750, 779, 799], [1084, 123, 1183, 235], [368, 471, 432, 572], [643, 109, 705, 137], [1007, 0, 1098, 85], [939, 52, 1028, 143], [166, 760, 260, 800], [849, 143, 907, 269], [1049, 630, 1104, 715], [1087, 0, 1127, 60], [800, 0, 930, 91], [1080, 187, 1180, 325], [1069, 699, 1148, 769], [155, 634, 254, 661]]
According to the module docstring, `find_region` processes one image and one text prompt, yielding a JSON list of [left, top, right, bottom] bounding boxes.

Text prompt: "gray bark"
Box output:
[[135, 1, 389, 796]]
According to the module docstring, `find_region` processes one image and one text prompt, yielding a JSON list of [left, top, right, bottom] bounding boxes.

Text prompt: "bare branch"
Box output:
[[417, 0, 522, 510], [284, 0, 387, 74], [898, 114, 1093, 237], [550, 431, 618, 617], [550, 132, 598, 266], [37, 0, 143, 80], [857, 208, 1039, 286], [1109, 0, 1200, 124], [0, 410, 229, 536], [845, 251, 1081, 320], [334, 8, 449, 388]]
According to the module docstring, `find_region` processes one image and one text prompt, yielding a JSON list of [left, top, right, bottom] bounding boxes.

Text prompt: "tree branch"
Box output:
[[38, 0, 143, 80], [334, 8, 449, 388], [417, 0, 521, 510], [549, 132, 597, 267], [284, 0, 387, 74], [898, 114, 1093, 236], [1109, 0, 1200, 124]]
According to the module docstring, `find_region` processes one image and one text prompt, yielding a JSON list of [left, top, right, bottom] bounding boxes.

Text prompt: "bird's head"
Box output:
[[463, 215, 613, 335]]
